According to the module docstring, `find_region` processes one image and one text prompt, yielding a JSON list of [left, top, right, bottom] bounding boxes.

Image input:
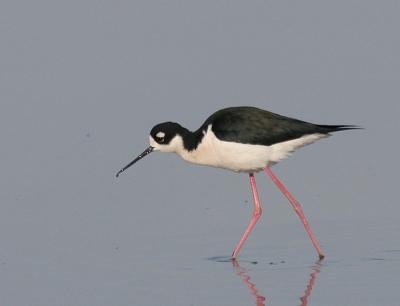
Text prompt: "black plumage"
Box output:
[[200, 106, 358, 146], [147, 107, 359, 152]]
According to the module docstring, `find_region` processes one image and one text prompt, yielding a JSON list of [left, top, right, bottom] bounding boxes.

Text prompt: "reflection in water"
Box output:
[[232, 260, 322, 306], [299, 261, 321, 306], [232, 259, 266, 306]]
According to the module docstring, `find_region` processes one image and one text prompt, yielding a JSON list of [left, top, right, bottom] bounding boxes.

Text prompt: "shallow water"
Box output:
[[1, 0, 399, 305], [1, 190, 398, 306]]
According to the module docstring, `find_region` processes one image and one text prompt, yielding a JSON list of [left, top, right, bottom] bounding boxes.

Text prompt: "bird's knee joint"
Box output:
[[253, 208, 262, 218]]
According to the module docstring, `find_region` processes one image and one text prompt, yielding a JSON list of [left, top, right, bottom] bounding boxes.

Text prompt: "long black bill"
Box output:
[[116, 146, 154, 178]]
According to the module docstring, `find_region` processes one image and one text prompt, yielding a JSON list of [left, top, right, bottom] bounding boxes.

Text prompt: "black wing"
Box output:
[[201, 107, 357, 146]]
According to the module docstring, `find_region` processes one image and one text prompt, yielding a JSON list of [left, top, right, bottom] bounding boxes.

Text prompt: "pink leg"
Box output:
[[264, 167, 325, 259], [232, 173, 262, 259]]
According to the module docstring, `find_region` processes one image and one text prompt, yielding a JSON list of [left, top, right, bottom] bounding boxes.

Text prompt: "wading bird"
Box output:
[[116, 106, 358, 259]]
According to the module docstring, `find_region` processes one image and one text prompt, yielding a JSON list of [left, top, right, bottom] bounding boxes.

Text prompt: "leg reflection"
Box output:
[[299, 260, 322, 306], [232, 259, 266, 306], [232, 260, 323, 306]]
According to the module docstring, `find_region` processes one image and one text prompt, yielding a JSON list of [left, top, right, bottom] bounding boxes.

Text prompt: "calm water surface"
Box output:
[[1, 0, 399, 305]]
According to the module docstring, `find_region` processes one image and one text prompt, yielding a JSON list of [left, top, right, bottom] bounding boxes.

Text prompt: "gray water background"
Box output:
[[1, 1, 399, 305]]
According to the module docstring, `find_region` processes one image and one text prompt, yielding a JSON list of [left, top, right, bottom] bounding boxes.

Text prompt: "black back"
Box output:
[[199, 106, 357, 146]]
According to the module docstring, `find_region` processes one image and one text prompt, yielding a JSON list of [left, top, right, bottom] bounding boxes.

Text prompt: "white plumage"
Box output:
[[150, 124, 328, 172]]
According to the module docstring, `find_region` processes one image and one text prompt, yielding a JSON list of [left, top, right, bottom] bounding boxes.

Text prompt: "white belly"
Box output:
[[177, 126, 328, 172]]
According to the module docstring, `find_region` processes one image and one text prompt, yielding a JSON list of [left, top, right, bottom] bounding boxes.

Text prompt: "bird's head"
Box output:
[[149, 122, 185, 153], [116, 122, 185, 177]]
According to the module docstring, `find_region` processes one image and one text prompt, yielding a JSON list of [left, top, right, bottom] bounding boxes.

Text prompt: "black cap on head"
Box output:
[[150, 122, 183, 145]]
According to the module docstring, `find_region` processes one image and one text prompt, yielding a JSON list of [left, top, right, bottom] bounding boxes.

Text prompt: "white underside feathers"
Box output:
[[151, 125, 328, 172]]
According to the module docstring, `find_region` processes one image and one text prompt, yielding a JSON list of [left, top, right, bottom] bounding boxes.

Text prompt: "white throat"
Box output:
[[149, 134, 185, 153]]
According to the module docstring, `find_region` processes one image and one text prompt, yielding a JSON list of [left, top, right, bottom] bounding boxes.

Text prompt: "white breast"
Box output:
[[176, 125, 328, 172]]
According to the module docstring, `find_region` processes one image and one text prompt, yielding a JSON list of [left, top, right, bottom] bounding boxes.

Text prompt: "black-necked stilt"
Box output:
[[116, 106, 359, 259]]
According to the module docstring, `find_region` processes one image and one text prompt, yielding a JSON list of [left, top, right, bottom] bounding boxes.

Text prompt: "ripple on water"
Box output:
[[206, 256, 258, 264]]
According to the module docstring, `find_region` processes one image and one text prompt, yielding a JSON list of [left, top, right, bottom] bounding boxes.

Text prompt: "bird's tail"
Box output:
[[316, 124, 362, 133]]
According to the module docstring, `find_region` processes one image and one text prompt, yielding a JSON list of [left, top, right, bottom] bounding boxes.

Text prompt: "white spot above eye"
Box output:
[[156, 131, 165, 138]]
